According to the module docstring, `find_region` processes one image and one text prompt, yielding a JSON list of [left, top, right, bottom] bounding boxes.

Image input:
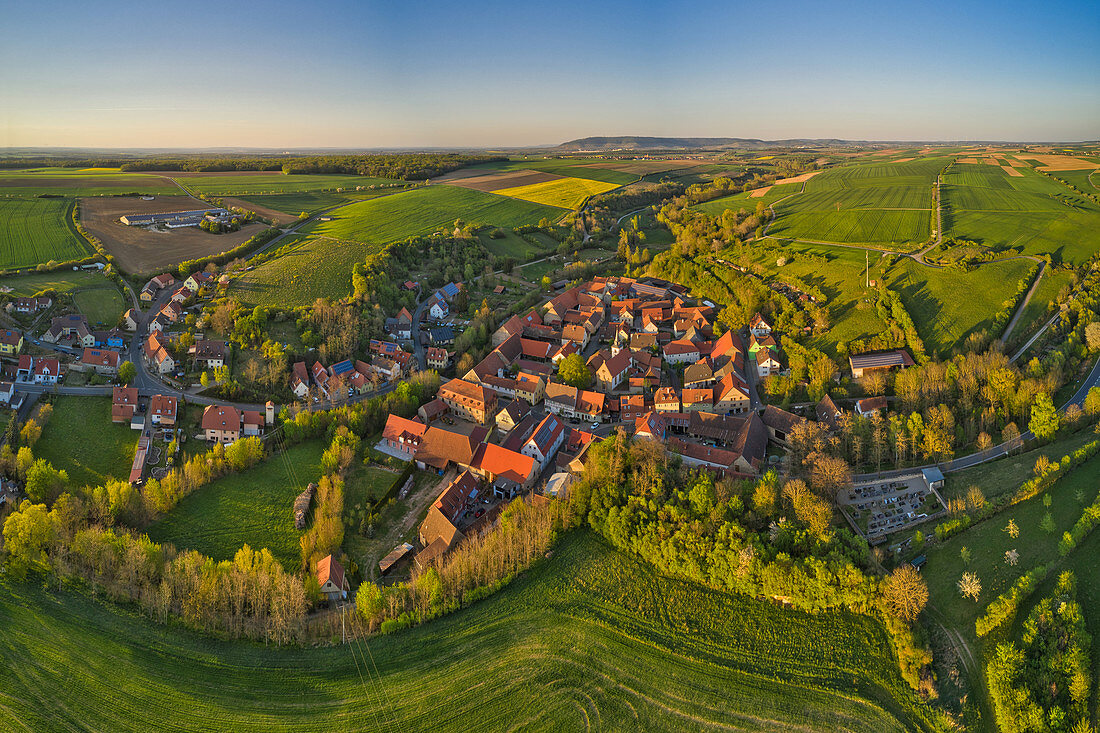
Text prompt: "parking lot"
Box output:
[[838, 474, 946, 542]]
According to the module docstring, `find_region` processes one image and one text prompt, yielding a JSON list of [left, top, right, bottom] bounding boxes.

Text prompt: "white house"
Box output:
[[428, 296, 449, 320], [521, 413, 566, 473]]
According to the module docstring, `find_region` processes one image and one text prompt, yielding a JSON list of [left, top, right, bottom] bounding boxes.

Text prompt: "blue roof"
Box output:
[[329, 359, 354, 376], [441, 282, 460, 298]]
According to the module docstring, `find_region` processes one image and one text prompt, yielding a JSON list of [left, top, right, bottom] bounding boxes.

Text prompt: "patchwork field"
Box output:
[[229, 234, 382, 308], [0, 531, 940, 732], [72, 287, 125, 327], [468, 159, 638, 185], [34, 396, 136, 489], [490, 176, 620, 208], [234, 190, 389, 216], [440, 169, 560, 192], [477, 229, 552, 260], [693, 182, 804, 216], [147, 441, 324, 570], [307, 186, 563, 245], [0, 168, 178, 197], [169, 172, 399, 196], [942, 163, 1100, 264], [0, 198, 92, 269], [80, 196, 266, 274]]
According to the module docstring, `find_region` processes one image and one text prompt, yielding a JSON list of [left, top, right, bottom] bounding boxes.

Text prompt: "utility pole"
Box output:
[[865, 250, 869, 288]]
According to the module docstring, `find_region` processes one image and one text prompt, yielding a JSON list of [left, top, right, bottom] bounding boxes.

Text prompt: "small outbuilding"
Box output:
[[316, 554, 350, 602]]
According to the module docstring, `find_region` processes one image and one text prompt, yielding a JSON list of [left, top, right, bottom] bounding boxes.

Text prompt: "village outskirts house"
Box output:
[[316, 555, 350, 602], [0, 329, 23, 355], [80, 347, 121, 376], [520, 413, 566, 474], [149, 394, 178, 427], [201, 404, 242, 444], [189, 340, 228, 370]]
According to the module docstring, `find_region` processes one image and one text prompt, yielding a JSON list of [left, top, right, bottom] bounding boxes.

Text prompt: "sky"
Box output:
[[2, 0, 1098, 149]]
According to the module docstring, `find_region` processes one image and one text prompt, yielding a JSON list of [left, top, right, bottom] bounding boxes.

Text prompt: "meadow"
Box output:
[[1045, 168, 1100, 193], [477, 229, 550, 260], [307, 186, 563, 245], [34, 397, 136, 489], [0, 531, 941, 732], [942, 163, 1100, 264], [171, 173, 399, 196], [0, 168, 178, 197], [236, 191, 380, 215], [490, 176, 620, 209], [692, 182, 804, 216], [72, 287, 125, 326], [1007, 267, 1074, 346], [0, 198, 92, 269], [0, 269, 111, 296], [146, 441, 323, 570], [228, 235, 383, 308], [470, 158, 639, 185]]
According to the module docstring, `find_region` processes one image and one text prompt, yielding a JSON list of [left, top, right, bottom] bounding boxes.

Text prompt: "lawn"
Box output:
[[344, 462, 401, 510], [490, 176, 620, 209], [307, 185, 563, 245], [942, 164, 1100, 265], [0, 198, 92, 270], [884, 257, 1034, 355], [0, 168, 177, 197], [146, 441, 323, 570], [34, 397, 136, 489], [172, 173, 399, 196], [0, 531, 941, 732], [72, 287, 125, 327], [228, 235, 383, 308], [0, 268, 110, 296]]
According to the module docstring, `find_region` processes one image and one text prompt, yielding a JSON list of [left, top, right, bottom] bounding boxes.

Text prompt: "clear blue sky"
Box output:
[[2, 0, 1098, 148]]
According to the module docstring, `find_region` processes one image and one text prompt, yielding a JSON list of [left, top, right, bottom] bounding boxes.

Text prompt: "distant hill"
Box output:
[[555, 136, 857, 151]]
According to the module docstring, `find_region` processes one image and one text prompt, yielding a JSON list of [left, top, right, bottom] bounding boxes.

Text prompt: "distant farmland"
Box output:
[[235, 190, 390, 216], [0, 168, 178, 196], [307, 185, 563, 245], [171, 172, 400, 196], [468, 158, 639, 185], [0, 198, 92, 269], [491, 176, 620, 209]]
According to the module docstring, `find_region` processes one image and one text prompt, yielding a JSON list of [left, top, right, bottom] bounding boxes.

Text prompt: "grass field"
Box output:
[[228, 235, 382, 308], [72, 287, 125, 326], [344, 462, 400, 510], [477, 229, 551, 260], [884, 257, 1033, 354], [0, 531, 941, 732], [172, 173, 399, 196], [942, 163, 1100, 265], [0, 269, 112, 296], [307, 186, 563, 245], [692, 182, 803, 216], [1009, 267, 1074, 344], [34, 397, 136, 488], [470, 159, 639, 185], [0, 198, 92, 269], [1045, 168, 1100, 193], [146, 441, 323, 570], [236, 191, 378, 215], [490, 176, 620, 209], [0, 168, 178, 197]]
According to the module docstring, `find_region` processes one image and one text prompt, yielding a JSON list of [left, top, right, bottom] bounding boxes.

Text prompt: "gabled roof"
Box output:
[[525, 414, 565, 455], [317, 555, 348, 591], [416, 426, 487, 470], [816, 394, 843, 429], [634, 411, 666, 439], [849, 350, 915, 370], [81, 347, 120, 368], [440, 378, 494, 407], [201, 404, 240, 431], [113, 386, 138, 406], [150, 394, 177, 417], [761, 405, 805, 434], [471, 443, 536, 484], [857, 396, 889, 413], [663, 339, 699, 356]]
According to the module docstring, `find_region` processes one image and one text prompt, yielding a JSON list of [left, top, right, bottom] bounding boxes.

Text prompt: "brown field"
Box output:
[[441, 170, 562, 192], [748, 186, 773, 198], [219, 196, 299, 225], [984, 157, 1001, 165], [1023, 154, 1100, 171], [80, 196, 264, 274], [1007, 159, 1028, 168], [1001, 165, 1024, 177], [956, 158, 980, 164], [578, 159, 706, 174], [893, 158, 915, 163], [772, 171, 821, 186]]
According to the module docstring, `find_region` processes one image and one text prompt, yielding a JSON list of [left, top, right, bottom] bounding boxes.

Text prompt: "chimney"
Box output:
[[265, 400, 275, 425]]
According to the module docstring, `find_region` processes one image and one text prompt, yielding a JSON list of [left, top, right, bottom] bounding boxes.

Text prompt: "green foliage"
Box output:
[[116, 361, 136, 384], [557, 353, 592, 389], [1028, 392, 1060, 442]]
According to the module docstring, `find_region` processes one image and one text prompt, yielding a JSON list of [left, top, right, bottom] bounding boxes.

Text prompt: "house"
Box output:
[[146, 273, 176, 292], [761, 405, 805, 445], [618, 394, 650, 422], [592, 350, 632, 393], [755, 349, 782, 378], [855, 396, 888, 417], [428, 295, 449, 320], [492, 309, 543, 347], [521, 413, 566, 473], [112, 386, 138, 423], [495, 400, 531, 434], [80, 347, 120, 375], [157, 301, 183, 324], [439, 379, 497, 425], [849, 349, 915, 379], [32, 357, 60, 385], [417, 472, 477, 569], [561, 324, 590, 350], [11, 296, 52, 315], [634, 411, 667, 441], [749, 312, 773, 337], [380, 414, 428, 460], [139, 283, 158, 302], [429, 326, 455, 345], [414, 425, 487, 473], [471, 442, 538, 491], [43, 314, 93, 346], [202, 405, 241, 444], [713, 372, 750, 413], [242, 410, 264, 437], [122, 309, 139, 331], [681, 388, 714, 413], [184, 271, 214, 293], [654, 386, 680, 413], [15, 355, 33, 383], [545, 382, 580, 419], [170, 285, 192, 304], [426, 346, 449, 371], [0, 330, 23, 355], [143, 333, 175, 374], [816, 394, 844, 431], [316, 555, 350, 602], [149, 394, 177, 426], [189, 340, 228, 369], [417, 398, 449, 425], [683, 360, 714, 388], [291, 361, 310, 398], [93, 329, 125, 349], [663, 339, 700, 365], [311, 362, 330, 396], [576, 389, 606, 422], [0, 381, 13, 405]]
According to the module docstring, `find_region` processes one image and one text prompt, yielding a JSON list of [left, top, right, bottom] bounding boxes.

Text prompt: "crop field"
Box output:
[[308, 186, 563, 245], [469, 159, 639, 185], [0, 269, 109, 296], [147, 441, 323, 570], [170, 172, 399, 196], [942, 163, 1100, 264], [770, 210, 931, 249], [0, 168, 178, 197], [0, 198, 91, 269], [1042, 168, 1100, 193], [0, 531, 939, 732], [72, 287, 125, 326], [234, 191, 383, 215], [884, 257, 1033, 355], [34, 397, 136, 489], [228, 235, 382, 308], [490, 176, 620, 209], [692, 182, 803, 216]]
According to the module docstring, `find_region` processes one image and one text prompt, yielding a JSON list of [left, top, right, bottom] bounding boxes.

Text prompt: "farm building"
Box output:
[[316, 555, 350, 602], [120, 209, 230, 228], [849, 349, 915, 379]]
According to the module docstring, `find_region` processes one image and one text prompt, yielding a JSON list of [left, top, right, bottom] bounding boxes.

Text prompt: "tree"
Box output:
[[557, 353, 592, 389], [1005, 549, 1019, 566], [1040, 511, 1055, 533], [976, 431, 993, 451], [117, 361, 136, 384], [1005, 519, 1019, 538], [24, 460, 68, 504], [1, 501, 55, 572], [1028, 392, 1059, 442], [958, 572, 982, 601], [960, 546, 972, 566], [882, 564, 928, 622], [1085, 321, 1100, 350], [1084, 387, 1100, 416]]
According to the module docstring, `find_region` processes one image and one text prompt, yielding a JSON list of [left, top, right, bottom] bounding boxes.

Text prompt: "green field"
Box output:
[[236, 191, 382, 215], [470, 158, 638, 185], [0, 531, 941, 732], [943, 163, 1100, 265], [228, 235, 381, 307], [72, 287, 125, 326], [489, 176, 620, 208], [307, 186, 563, 245], [172, 173, 400, 196], [1045, 168, 1100, 193], [477, 229, 551, 260], [344, 463, 400, 510], [147, 441, 323, 570], [884, 257, 1033, 354], [0, 269, 112, 296], [1008, 266, 1074, 345], [0, 168, 178, 197], [34, 397, 136, 489], [0, 198, 92, 269], [692, 182, 804, 216]]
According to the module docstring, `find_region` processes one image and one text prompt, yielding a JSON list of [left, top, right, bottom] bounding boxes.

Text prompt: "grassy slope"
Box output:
[[229, 235, 381, 308], [477, 229, 549, 260], [236, 191, 382, 215], [1009, 267, 1074, 345], [146, 441, 323, 570], [693, 182, 803, 216], [172, 173, 398, 196], [34, 397, 136, 488], [0, 531, 940, 732], [0, 198, 91, 269], [308, 186, 563, 245], [72, 287, 125, 327]]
